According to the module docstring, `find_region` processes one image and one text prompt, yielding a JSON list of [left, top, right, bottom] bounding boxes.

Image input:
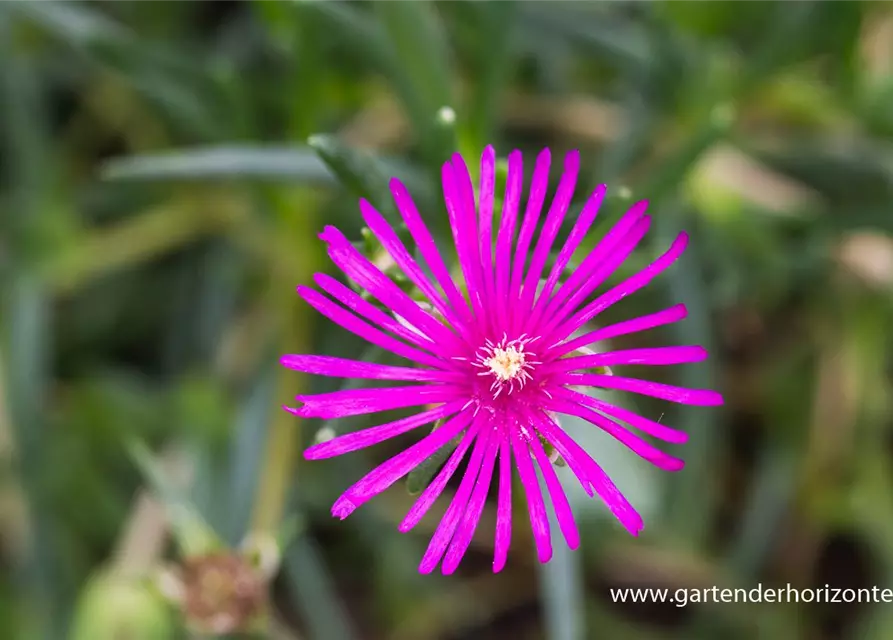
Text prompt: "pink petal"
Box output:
[[531, 183, 605, 319], [551, 304, 687, 359], [399, 419, 481, 532], [313, 273, 438, 351], [540, 213, 651, 340], [520, 150, 580, 314], [358, 199, 471, 342], [297, 285, 446, 369], [510, 426, 552, 564], [443, 157, 487, 325], [319, 225, 463, 350], [418, 422, 494, 573], [509, 148, 551, 334], [565, 390, 688, 444], [304, 402, 464, 459], [494, 151, 523, 332], [290, 384, 462, 420], [528, 427, 580, 550], [281, 354, 457, 382], [478, 146, 497, 304], [528, 410, 593, 498], [535, 414, 643, 535], [542, 346, 708, 373], [545, 393, 685, 471], [331, 409, 474, 519], [538, 199, 649, 328], [559, 372, 724, 406], [549, 232, 689, 345], [441, 431, 499, 574], [492, 436, 513, 573], [389, 179, 473, 327]]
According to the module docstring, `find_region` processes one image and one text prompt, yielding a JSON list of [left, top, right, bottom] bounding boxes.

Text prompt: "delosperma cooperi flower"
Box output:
[[281, 146, 723, 574]]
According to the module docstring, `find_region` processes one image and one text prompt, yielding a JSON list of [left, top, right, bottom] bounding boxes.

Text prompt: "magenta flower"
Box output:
[[282, 147, 723, 574]]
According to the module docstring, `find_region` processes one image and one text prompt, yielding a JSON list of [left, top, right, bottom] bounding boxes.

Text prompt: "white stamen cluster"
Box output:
[[471, 334, 540, 398]]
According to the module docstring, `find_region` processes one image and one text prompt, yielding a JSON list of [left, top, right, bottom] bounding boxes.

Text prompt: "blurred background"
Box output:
[[2, 1, 893, 638]]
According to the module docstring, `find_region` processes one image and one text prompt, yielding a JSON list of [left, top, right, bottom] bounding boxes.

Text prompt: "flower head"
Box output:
[[282, 146, 723, 574]]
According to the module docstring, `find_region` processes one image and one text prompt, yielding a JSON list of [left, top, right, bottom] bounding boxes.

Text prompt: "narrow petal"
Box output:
[[550, 304, 687, 359], [442, 430, 499, 574], [305, 402, 464, 459], [559, 372, 724, 406], [538, 199, 649, 328], [542, 346, 708, 374], [528, 410, 593, 498], [548, 232, 689, 345], [281, 354, 459, 382], [510, 426, 552, 563], [389, 179, 473, 326], [494, 150, 523, 332], [419, 422, 494, 573], [540, 213, 651, 340], [520, 150, 580, 314], [291, 384, 462, 420], [528, 427, 580, 550], [509, 148, 551, 334], [478, 146, 497, 305], [399, 419, 481, 532], [562, 389, 688, 444], [359, 199, 472, 342], [313, 273, 438, 351], [535, 414, 643, 535], [531, 183, 605, 321], [545, 393, 685, 471], [443, 157, 487, 324], [319, 226, 464, 350], [297, 285, 446, 369], [331, 409, 474, 520], [492, 436, 513, 573]]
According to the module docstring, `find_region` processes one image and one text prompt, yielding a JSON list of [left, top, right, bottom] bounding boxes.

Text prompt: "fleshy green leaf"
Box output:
[[405, 420, 464, 495], [308, 134, 399, 221], [101, 146, 334, 182]]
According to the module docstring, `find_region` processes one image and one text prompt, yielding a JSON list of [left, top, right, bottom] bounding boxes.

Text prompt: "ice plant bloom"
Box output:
[[281, 147, 723, 574]]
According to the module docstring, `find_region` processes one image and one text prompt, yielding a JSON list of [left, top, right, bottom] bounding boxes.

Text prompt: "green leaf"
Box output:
[[464, 1, 518, 150], [308, 134, 399, 221], [375, 1, 456, 165], [298, 0, 393, 69], [405, 420, 464, 495], [537, 474, 585, 640], [282, 533, 361, 640], [520, 4, 651, 71], [100, 146, 335, 182], [223, 359, 277, 544], [10, 0, 129, 49], [127, 440, 221, 557]]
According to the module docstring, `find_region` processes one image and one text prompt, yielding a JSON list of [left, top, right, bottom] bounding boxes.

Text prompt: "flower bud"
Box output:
[[71, 571, 173, 640]]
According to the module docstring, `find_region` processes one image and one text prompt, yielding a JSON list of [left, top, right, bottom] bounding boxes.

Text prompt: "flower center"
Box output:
[[484, 346, 526, 382], [472, 335, 539, 398]]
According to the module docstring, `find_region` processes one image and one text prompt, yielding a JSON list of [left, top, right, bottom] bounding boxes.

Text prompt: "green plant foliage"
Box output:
[[1, 1, 892, 638]]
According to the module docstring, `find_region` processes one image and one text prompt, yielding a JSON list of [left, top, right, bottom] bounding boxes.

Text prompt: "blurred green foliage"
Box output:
[[1, 1, 893, 639]]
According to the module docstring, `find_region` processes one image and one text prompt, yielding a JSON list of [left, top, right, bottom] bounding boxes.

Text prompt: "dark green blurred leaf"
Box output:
[[465, 2, 518, 150], [521, 4, 651, 71], [405, 420, 462, 496], [127, 441, 221, 557], [282, 533, 361, 640], [308, 134, 399, 221], [11, 0, 129, 48], [375, 1, 456, 164], [223, 361, 277, 545]]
